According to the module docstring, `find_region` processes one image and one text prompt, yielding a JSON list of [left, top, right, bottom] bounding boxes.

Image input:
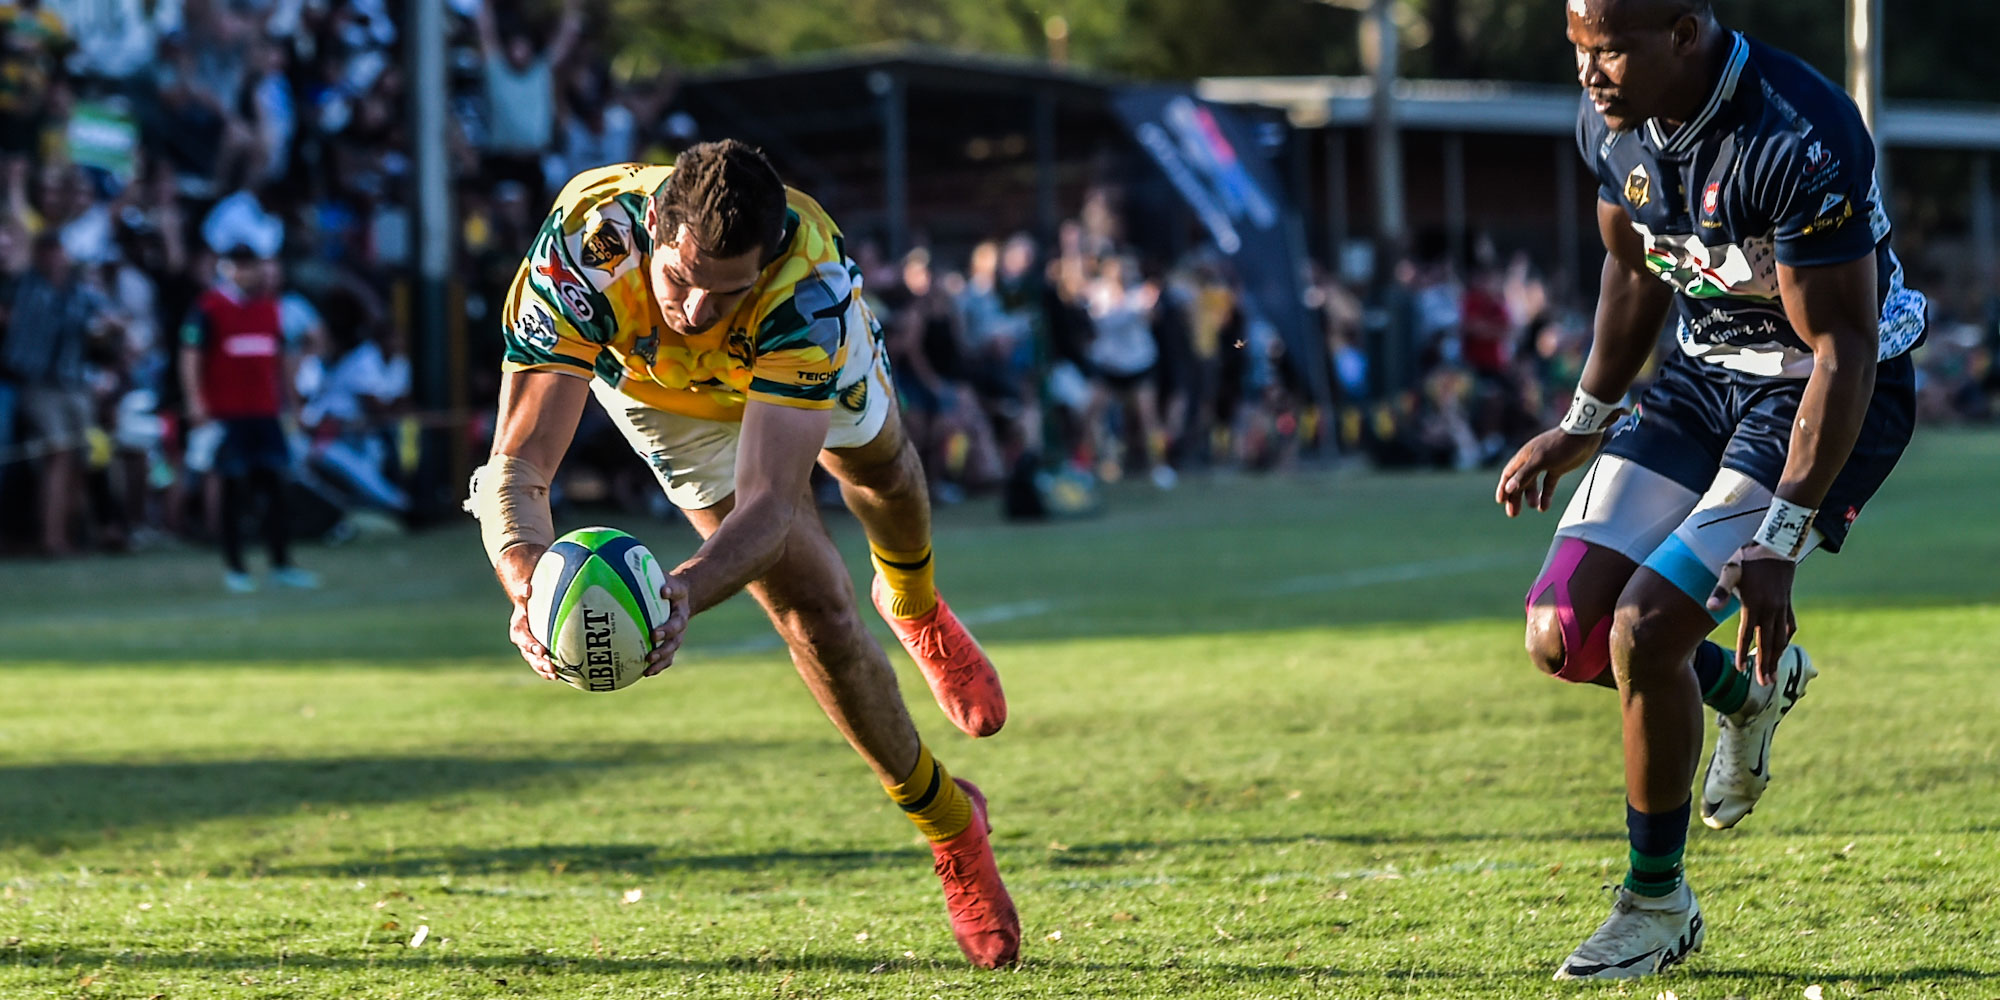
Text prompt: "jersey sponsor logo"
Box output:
[[579, 218, 630, 272], [1801, 193, 1853, 235], [516, 302, 561, 351], [220, 332, 279, 357], [1680, 305, 1785, 345], [838, 375, 869, 413], [535, 252, 597, 322], [1799, 141, 1844, 194], [1702, 182, 1720, 216], [796, 369, 834, 383], [1624, 163, 1652, 208]]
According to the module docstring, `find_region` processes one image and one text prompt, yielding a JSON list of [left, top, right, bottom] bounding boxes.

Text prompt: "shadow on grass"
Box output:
[[263, 828, 1626, 881], [0, 742, 782, 852], [0, 942, 1386, 982], [4, 943, 1993, 987], [268, 843, 927, 880]]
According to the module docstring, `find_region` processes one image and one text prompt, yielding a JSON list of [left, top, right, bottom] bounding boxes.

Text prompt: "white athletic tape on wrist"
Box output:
[[1559, 387, 1621, 435], [1753, 497, 1817, 561], [465, 454, 555, 565]]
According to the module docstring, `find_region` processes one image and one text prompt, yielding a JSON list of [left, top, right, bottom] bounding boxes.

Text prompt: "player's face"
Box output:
[[1566, 3, 1690, 132], [650, 225, 764, 337]]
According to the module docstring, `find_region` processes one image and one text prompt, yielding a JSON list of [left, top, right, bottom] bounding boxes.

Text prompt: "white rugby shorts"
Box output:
[[592, 317, 892, 511]]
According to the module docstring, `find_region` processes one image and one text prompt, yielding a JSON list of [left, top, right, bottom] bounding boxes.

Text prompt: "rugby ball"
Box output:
[[526, 526, 672, 692]]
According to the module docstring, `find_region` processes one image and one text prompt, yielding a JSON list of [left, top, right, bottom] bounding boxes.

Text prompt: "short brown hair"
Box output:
[[649, 140, 788, 260]]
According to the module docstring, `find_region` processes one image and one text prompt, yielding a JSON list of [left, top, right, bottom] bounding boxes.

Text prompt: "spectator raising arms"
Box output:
[[474, 0, 581, 199]]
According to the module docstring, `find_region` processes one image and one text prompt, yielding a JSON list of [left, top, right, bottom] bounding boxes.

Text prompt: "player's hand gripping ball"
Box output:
[[526, 527, 673, 692]]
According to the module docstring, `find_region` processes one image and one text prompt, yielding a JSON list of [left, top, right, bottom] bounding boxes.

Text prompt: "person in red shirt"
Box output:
[[179, 245, 317, 592]]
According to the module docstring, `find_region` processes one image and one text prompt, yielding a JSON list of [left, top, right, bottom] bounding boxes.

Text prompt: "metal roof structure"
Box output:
[[1197, 76, 2000, 150]]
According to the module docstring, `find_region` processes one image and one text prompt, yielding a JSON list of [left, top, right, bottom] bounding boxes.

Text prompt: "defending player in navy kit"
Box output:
[[1495, 0, 1924, 981]]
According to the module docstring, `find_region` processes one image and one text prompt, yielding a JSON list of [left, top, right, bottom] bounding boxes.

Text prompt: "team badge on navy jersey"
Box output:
[[1624, 164, 1653, 208]]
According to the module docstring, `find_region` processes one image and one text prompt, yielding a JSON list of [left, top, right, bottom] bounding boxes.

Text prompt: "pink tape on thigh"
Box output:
[[1526, 537, 1612, 683]]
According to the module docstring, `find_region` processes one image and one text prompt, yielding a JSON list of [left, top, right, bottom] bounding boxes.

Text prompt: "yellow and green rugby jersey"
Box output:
[[499, 163, 861, 422]]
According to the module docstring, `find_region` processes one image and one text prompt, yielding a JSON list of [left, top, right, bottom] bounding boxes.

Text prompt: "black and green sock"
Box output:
[[1624, 798, 1690, 898], [1691, 640, 1750, 715]]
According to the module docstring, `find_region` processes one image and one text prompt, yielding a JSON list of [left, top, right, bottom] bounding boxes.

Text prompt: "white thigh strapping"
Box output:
[[1554, 454, 1703, 564], [1641, 468, 1824, 610]]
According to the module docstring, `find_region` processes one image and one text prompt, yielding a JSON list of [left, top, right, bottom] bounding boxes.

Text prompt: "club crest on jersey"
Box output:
[[1804, 141, 1835, 174], [579, 218, 630, 272], [1702, 182, 1720, 215], [535, 251, 597, 323], [1624, 164, 1652, 208]]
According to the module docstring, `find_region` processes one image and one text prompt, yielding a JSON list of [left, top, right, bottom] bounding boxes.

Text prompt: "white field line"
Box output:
[[695, 599, 1059, 659], [1261, 553, 1519, 597]]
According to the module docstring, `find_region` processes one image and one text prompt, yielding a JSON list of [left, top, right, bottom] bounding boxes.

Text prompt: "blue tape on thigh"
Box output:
[[1642, 533, 1737, 622]]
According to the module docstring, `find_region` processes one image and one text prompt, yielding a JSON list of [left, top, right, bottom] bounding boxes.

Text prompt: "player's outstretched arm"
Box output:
[[472, 369, 591, 679], [671, 400, 833, 615], [1708, 253, 1879, 680], [1497, 199, 1672, 516]]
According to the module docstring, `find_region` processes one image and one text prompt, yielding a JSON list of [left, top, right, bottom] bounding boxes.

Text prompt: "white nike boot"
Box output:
[[1553, 883, 1704, 981], [1702, 645, 1818, 830]]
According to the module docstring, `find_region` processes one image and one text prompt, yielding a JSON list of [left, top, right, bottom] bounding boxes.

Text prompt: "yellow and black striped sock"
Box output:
[[885, 743, 972, 842], [870, 542, 937, 618]]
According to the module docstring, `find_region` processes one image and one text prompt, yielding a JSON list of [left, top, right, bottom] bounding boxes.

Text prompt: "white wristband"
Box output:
[[1558, 387, 1621, 435], [1752, 497, 1817, 561]]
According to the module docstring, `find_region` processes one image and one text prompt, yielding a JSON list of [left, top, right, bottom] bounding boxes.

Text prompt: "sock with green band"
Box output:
[[1691, 640, 1751, 715], [1624, 798, 1691, 897]]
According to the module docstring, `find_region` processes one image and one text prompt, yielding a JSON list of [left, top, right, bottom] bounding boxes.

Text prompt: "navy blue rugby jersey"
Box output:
[[1577, 32, 1926, 380]]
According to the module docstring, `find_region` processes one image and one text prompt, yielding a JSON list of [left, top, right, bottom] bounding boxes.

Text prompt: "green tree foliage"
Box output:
[[1397, 0, 1999, 99], [599, 0, 1999, 101]]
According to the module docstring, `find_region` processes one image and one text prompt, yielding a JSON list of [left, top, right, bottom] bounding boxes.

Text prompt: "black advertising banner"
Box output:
[[1112, 87, 1329, 416]]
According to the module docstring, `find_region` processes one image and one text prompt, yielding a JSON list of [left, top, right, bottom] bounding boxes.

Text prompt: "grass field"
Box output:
[[3, 430, 1998, 999]]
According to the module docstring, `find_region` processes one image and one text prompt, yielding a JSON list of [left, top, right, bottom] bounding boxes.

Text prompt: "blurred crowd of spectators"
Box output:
[[2, 0, 1996, 556], [840, 203, 2000, 516], [0, 0, 689, 562], [833, 212, 1592, 513]]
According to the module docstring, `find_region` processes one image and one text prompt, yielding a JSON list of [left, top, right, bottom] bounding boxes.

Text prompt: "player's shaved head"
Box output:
[[1566, 0, 1725, 132], [1568, 0, 1710, 27]]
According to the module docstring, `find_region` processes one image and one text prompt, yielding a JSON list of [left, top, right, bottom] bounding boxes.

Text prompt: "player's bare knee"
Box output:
[[1524, 607, 1569, 678], [770, 600, 870, 659], [1608, 599, 1676, 688], [1524, 549, 1614, 685]]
